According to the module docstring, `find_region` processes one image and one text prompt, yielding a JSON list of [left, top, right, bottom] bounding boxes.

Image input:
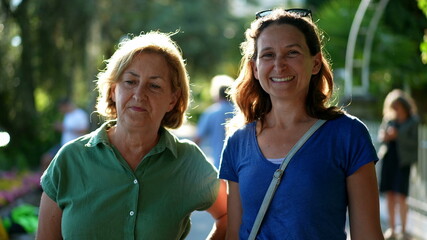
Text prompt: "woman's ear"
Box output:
[[167, 89, 180, 112], [312, 52, 322, 75]]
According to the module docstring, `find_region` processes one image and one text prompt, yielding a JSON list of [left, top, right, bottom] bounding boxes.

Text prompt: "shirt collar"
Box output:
[[85, 120, 114, 147], [85, 120, 179, 160], [146, 127, 179, 159]]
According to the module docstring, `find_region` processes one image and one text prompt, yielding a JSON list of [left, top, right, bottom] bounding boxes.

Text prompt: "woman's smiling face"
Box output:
[[111, 52, 179, 130], [252, 23, 321, 102]]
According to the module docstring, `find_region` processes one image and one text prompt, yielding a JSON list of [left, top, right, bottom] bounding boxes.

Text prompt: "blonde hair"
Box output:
[[95, 31, 190, 129]]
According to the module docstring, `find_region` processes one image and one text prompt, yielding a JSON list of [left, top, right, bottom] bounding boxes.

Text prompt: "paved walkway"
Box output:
[[2, 186, 426, 239], [380, 196, 427, 240], [186, 211, 214, 240], [186, 196, 427, 240]]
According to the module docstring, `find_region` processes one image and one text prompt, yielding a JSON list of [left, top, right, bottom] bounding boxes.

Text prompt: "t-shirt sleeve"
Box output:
[[345, 119, 379, 176], [40, 143, 79, 209], [40, 149, 64, 204], [219, 134, 239, 182]]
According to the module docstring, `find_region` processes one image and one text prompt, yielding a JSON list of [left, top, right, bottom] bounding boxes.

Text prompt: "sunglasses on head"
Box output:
[[255, 8, 312, 20]]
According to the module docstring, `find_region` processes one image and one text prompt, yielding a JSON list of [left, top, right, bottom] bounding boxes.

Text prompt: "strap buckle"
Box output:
[[273, 169, 284, 179]]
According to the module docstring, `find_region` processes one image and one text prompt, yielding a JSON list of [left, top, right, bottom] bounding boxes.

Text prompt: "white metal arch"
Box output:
[[344, 0, 390, 98]]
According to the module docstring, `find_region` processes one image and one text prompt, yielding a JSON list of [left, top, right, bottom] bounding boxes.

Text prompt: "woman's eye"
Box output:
[[288, 50, 300, 56], [260, 53, 274, 59], [124, 80, 137, 85], [150, 83, 161, 89]]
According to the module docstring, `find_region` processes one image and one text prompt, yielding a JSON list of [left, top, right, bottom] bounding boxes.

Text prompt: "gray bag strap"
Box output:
[[248, 119, 327, 240]]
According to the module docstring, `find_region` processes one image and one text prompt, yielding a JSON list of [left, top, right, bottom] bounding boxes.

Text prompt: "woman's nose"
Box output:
[[133, 84, 147, 101], [274, 57, 287, 71]]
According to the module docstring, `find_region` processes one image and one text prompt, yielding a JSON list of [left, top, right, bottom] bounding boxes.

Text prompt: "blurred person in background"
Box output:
[[219, 8, 383, 239], [195, 74, 235, 169], [36, 31, 227, 240], [378, 89, 419, 240], [40, 98, 89, 171]]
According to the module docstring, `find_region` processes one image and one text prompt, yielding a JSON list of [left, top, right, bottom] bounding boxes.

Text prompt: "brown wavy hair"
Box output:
[[228, 9, 343, 132]]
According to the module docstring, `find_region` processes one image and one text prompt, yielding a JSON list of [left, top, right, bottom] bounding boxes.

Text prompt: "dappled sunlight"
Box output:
[[0, 132, 10, 147]]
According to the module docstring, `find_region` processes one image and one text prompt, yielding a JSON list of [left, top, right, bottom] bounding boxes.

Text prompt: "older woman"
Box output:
[[219, 8, 383, 239], [37, 31, 227, 240]]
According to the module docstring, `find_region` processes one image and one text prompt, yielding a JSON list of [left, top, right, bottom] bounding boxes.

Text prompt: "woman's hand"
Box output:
[[385, 126, 398, 141]]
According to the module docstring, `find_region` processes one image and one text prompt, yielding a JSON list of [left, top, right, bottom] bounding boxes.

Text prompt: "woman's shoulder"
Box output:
[[328, 113, 359, 124], [55, 123, 112, 163], [326, 113, 370, 133], [61, 134, 92, 151], [162, 129, 213, 164], [226, 121, 256, 140]]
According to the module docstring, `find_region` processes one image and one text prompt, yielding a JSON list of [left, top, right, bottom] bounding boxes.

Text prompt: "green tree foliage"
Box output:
[[0, 0, 244, 169], [418, 0, 427, 64], [306, 0, 330, 11], [314, 0, 427, 120], [315, 0, 361, 69], [379, 0, 427, 88], [1, 0, 40, 168], [3, 0, 425, 168]]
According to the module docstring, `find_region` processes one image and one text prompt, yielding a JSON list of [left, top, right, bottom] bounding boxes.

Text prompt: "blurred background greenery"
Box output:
[[0, 0, 426, 170]]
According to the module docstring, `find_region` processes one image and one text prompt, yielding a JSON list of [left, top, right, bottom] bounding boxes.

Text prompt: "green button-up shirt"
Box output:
[[41, 121, 219, 240]]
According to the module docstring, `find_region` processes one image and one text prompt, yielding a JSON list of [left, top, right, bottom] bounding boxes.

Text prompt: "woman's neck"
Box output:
[[108, 124, 160, 169]]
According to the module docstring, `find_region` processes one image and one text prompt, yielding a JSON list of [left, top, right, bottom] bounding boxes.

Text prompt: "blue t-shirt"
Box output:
[[196, 100, 234, 168], [219, 114, 378, 240]]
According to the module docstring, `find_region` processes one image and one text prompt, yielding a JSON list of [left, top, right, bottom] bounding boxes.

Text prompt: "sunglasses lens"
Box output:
[[256, 10, 272, 19], [255, 8, 311, 19], [289, 9, 311, 17]]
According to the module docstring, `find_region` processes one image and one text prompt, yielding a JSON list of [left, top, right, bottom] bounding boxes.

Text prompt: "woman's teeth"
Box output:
[[271, 76, 293, 82]]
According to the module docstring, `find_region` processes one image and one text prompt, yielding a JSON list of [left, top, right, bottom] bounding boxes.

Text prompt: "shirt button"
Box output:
[[130, 211, 134, 216], [133, 179, 138, 184]]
